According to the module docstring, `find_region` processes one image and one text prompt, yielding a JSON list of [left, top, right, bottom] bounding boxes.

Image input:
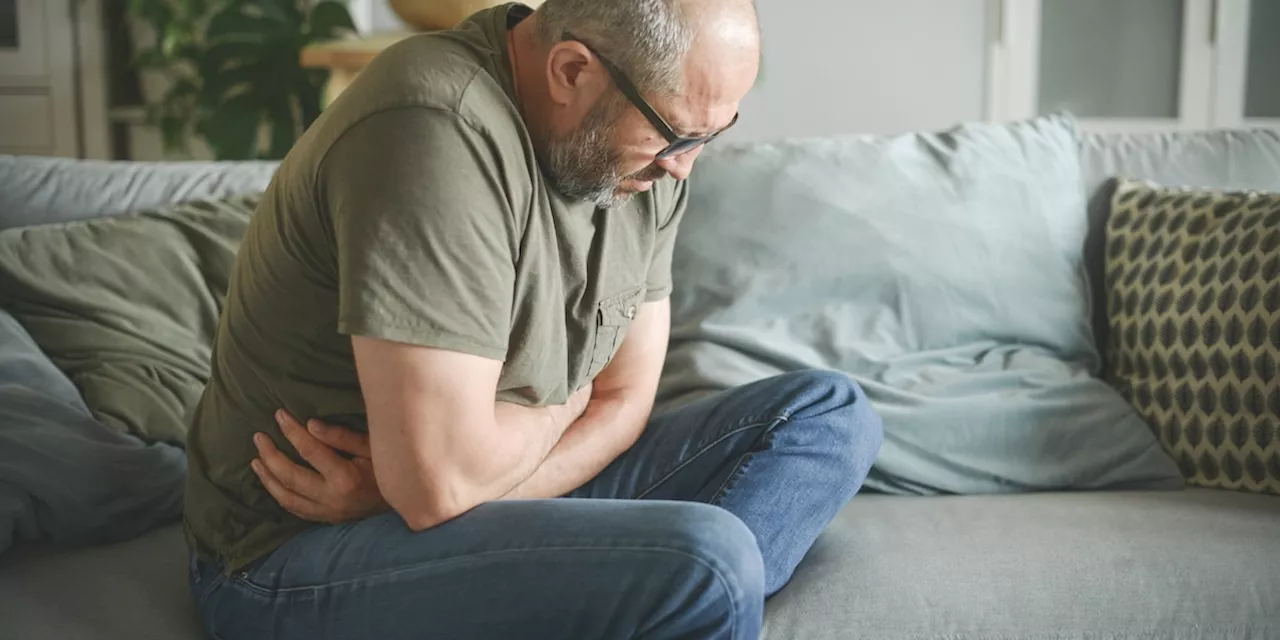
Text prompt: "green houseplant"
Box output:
[[129, 0, 356, 160]]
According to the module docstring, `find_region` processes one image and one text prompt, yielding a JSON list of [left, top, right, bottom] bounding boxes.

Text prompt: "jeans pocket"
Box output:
[[587, 286, 645, 377]]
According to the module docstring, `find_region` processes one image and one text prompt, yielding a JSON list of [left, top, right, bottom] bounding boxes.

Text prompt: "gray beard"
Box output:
[[545, 96, 631, 208]]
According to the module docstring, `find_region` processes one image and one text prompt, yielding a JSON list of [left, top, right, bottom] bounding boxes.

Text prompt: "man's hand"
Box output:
[[252, 381, 589, 525], [251, 410, 389, 524]]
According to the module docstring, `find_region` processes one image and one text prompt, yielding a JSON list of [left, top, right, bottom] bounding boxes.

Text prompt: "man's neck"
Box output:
[[507, 15, 551, 146]]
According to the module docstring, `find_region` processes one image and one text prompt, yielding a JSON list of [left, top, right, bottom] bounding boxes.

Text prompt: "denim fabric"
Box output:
[[191, 370, 883, 639]]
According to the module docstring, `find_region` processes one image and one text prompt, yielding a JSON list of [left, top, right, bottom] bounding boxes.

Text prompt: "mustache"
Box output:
[[626, 163, 669, 183]]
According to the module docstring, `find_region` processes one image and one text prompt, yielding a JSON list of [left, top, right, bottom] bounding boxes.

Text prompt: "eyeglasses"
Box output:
[[566, 33, 739, 161]]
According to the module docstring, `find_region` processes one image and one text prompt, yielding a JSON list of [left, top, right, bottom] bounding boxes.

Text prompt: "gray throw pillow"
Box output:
[[658, 113, 1183, 494], [0, 309, 185, 554]]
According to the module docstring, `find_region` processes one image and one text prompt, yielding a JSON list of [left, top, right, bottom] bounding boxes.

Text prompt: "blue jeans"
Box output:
[[190, 370, 884, 640]]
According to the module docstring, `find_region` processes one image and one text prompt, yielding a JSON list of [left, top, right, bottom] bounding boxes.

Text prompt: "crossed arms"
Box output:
[[251, 298, 670, 530]]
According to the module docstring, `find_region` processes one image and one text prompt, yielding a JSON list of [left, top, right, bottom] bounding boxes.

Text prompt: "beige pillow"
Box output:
[[1104, 178, 1280, 495]]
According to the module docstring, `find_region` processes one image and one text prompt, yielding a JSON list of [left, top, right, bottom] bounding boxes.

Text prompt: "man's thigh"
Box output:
[[195, 499, 764, 640]]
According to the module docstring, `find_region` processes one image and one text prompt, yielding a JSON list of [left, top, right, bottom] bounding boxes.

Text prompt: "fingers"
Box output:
[[307, 419, 372, 458], [251, 456, 328, 522], [275, 410, 346, 476], [253, 430, 326, 498]]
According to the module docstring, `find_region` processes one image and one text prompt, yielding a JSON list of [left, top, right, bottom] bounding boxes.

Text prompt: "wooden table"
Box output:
[[301, 32, 422, 107]]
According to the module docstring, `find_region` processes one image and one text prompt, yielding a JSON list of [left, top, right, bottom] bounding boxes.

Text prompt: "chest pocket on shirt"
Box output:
[[587, 286, 646, 378]]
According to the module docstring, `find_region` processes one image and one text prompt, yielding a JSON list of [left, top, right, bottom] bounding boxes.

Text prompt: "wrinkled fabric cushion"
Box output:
[[0, 155, 277, 230], [659, 113, 1183, 494], [0, 195, 259, 443], [763, 490, 1280, 640], [0, 309, 185, 554]]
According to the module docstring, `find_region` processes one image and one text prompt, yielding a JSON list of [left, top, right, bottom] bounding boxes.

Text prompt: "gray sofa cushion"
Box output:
[[764, 489, 1280, 640], [0, 524, 201, 640], [0, 155, 277, 230], [3, 491, 1274, 640], [1079, 129, 1280, 364], [0, 309, 185, 554]]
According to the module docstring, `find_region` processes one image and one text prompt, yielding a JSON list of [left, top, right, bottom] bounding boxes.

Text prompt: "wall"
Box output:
[[370, 1, 409, 32], [727, 0, 990, 141], [369, 0, 992, 141]]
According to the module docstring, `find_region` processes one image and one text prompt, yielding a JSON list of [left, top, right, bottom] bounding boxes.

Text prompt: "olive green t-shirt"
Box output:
[[183, 3, 688, 572]]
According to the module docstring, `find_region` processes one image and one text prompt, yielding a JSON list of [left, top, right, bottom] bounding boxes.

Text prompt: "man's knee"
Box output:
[[649, 502, 766, 606], [776, 369, 882, 429], [774, 369, 885, 467]]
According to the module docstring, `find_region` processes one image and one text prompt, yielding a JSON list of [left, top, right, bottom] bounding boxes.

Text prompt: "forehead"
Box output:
[[653, 47, 757, 136]]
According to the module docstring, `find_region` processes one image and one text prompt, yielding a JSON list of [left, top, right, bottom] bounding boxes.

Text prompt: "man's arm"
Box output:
[[352, 336, 590, 530], [500, 297, 670, 500], [252, 299, 667, 519]]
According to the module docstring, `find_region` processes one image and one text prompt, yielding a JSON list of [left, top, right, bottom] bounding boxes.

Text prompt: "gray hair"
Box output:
[[535, 0, 694, 95]]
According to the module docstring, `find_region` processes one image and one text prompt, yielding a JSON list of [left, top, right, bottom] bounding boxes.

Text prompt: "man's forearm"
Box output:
[[383, 390, 586, 531], [500, 390, 651, 500]]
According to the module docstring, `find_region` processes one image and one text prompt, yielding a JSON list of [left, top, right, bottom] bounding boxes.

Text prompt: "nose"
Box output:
[[655, 145, 703, 181]]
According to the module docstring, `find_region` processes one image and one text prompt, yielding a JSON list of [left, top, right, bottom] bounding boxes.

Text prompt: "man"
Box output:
[[184, 0, 884, 638]]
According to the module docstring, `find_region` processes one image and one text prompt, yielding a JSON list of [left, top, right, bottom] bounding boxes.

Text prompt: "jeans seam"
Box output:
[[633, 414, 788, 501], [716, 419, 783, 504], [708, 417, 786, 506], [230, 545, 742, 635], [231, 545, 741, 616]]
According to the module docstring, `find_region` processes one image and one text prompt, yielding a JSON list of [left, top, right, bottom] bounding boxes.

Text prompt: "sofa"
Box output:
[[0, 114, 1277, 640]]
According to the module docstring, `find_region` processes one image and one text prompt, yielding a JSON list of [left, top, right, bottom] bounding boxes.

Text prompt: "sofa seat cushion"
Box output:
[[0, 524, 202, 640], [765, 489, 1280, 640], [3, 491, 1274, 640]]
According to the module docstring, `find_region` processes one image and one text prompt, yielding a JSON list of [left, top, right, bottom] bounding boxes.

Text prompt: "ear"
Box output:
[[545, 40, 607, 109]]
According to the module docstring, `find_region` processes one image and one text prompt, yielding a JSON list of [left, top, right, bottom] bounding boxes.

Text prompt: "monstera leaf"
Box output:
[[131, 0, 355, 160]]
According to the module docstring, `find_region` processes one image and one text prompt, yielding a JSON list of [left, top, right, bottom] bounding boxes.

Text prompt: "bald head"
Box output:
[[536, 0, 760, 96], [681, 0, 761, 54], [521, 0, 760, 206]]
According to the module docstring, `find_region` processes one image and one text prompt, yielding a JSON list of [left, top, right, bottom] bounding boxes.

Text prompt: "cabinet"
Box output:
[[0, 0, 108, 158], [989, 0, 1279, 132], [1213, 0, 1280, 128]]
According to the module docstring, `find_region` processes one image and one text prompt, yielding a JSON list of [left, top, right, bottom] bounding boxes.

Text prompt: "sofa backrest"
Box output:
[[5, 127, 1279, 362], [0, 155, 279, 231], [1077, 128, 1280, 358]]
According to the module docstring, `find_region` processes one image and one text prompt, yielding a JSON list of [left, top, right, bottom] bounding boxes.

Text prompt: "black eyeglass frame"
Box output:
[[565, 33, 739, 160]]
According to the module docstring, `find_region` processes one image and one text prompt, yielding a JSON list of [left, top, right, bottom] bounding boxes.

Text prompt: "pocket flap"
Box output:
[[598, 286, 645, 326]]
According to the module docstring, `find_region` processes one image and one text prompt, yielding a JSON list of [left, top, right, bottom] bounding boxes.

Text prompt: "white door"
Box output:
[[0, 0, 46, 78], [991, 0, 1215, 132], [0, 0, 79, 156], [1212, 0, 1280, 129]]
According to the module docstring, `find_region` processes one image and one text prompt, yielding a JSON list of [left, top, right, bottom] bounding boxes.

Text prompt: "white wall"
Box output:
[[366, 0, 992, 141], [369, 1, 409, 31], [728, 0, 991, 141]]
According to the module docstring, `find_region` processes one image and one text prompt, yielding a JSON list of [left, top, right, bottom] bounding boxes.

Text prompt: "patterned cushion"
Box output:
[[1104, 178, 1280, 495]]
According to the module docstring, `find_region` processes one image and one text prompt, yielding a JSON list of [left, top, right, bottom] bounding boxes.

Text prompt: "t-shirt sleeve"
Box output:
[[644, 178, 690, 302], [323, 107, 517, 360]]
